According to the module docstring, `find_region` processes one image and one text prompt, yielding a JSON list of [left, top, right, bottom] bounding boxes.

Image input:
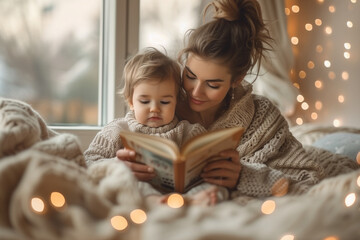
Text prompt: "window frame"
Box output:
[[51, 0, 139, 151]]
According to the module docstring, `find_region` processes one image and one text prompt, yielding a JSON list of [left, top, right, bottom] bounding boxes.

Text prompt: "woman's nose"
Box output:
[[192, 82, 203, 97]]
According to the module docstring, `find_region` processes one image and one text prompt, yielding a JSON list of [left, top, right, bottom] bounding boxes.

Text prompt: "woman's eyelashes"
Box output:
[[185, 73, 196, 80], [207, 83, 220, 89], [186, 74, 220, 89]]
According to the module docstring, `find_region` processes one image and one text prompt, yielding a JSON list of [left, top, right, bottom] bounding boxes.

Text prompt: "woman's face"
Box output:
[[183, 54, 232, 116]]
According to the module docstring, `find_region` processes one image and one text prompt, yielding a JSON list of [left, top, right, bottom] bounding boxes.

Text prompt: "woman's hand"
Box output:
[[201, 149, 241, 189], [116, 148, 156, 181]]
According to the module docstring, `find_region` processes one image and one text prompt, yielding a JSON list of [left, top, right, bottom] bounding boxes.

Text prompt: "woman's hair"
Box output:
[[120, 47, 182, 102], [179, 0, 272, 83]]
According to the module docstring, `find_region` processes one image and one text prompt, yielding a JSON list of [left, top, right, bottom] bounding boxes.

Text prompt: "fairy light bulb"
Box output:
[[324, 60, 331, 68], [344, 193, 356, 207], [315, 101, 323, 110], [344, 52, 350, 59], [328, 5, 336, 13], [296, 118, 303, 125], [316, 45, 323, 53], [328, 71, 336, 80], [357, 175, 360, 186], [111, 216, 128, 231], [285, 8, 291, 16], [50, 192, 66, 208], [341, 71, 349, 80], [325, 26, 332, 34], [130, 209, 147, 224], [301, 102, 309, 110], [311, 112, 318, 120], [167, 193, 184, 208], [324, 237, 339, 240], [347, 21, 353, 28], [291, 37, 299, 45], [307, 61, 315, 69], [305, 23, 313, 31], [297, 94, 304, 103], [31, 197, 45, 213], [299, 70, 306, 79], [333, 119, 341, 127], [280, 235, 295, 240], [315, 80, 323, 89], [338, 95, 345, 103], [291, 5, 300, 13], [344, 42, 351, 49], [315, 19, 322, 26], [261, 200, 276, 215]]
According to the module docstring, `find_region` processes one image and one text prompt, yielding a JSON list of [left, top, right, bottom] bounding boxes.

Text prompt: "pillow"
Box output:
[[312, 132, 360, 161]]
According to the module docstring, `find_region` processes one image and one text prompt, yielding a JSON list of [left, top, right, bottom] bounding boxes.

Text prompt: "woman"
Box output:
[[117, 0, 359, 198]]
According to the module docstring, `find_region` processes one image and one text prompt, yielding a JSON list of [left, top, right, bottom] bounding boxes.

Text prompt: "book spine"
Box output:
[[174, 159, 185, 193]]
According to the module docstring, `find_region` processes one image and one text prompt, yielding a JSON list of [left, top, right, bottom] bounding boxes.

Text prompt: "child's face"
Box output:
[[129, 79, 177, 127]]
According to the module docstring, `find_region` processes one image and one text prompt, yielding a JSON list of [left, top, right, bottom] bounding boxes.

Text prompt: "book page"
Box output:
[[120, 131, 180, 161], [181, 127, 244, 187], [181, 127, 243, 156], [135, 147, 176, 190]]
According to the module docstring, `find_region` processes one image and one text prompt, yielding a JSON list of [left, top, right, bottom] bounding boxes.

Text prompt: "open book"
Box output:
[[119, 126, 244, 193]]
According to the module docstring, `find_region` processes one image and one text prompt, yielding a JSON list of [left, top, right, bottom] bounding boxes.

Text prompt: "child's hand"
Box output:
[[116, 148, 156, 181], [201, 149, 241, 189]]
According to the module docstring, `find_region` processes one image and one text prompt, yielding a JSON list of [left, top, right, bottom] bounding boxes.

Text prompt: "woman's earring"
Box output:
[[232, 87, 235, 100]]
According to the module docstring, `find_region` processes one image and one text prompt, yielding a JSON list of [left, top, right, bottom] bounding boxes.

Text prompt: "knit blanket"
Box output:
[[1, 97, 360, 240]]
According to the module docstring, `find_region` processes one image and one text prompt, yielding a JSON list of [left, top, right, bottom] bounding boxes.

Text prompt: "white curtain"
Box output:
[[249, 0, 298, 116]]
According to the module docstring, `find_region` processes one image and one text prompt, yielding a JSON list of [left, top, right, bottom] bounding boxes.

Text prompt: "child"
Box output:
[[84, 47, 227, 206]]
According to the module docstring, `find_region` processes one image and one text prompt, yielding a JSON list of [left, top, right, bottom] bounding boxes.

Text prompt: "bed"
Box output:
[[1, 97, 360, 240]]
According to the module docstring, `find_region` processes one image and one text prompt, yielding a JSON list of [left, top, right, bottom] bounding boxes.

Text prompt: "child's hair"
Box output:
[[178, 0, 273, 83], [120, 47, 182, 102]]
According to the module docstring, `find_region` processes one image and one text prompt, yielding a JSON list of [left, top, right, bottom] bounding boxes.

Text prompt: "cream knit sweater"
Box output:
[[206, 82, 359, 197]]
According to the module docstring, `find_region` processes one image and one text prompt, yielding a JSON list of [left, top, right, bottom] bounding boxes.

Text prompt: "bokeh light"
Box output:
[[31, 197, 45, 213], [261, 200, 276, 215], [167, 193, 185, 208], [130, 209, 147, 224], [50, 192, 66, 208], [280, 234, 295, 240], [111, 216, 128, 231], [344, 193, 356, 207]]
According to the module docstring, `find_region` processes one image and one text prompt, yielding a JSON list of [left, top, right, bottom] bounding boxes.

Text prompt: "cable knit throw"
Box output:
[[1, 97, 360, 240], [0, 98, 143, 240]]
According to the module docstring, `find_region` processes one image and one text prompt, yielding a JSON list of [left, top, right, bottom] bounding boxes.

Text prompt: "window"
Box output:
[[0, 0, 138, 150], [0, 0, 101, 125], [139, 0, 208, 57]]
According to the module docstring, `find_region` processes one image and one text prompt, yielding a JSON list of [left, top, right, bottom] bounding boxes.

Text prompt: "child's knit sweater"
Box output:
[[84, 111, 206, 165]]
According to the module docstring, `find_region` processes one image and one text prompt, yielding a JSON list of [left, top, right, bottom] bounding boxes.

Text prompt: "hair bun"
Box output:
[[210, 0, 239, 21]]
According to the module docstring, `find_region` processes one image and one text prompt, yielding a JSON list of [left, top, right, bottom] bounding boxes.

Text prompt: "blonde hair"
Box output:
[[120, 47, 182, 102], [179, 0, 272, 83]]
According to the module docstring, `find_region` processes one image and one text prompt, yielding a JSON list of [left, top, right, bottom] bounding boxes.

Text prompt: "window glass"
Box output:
[[139, 0, 209, 57], [0, 0, 100, 125]]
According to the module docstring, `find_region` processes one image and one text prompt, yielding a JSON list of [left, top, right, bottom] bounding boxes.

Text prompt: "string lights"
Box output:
[[285, 0, 358, 127]]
